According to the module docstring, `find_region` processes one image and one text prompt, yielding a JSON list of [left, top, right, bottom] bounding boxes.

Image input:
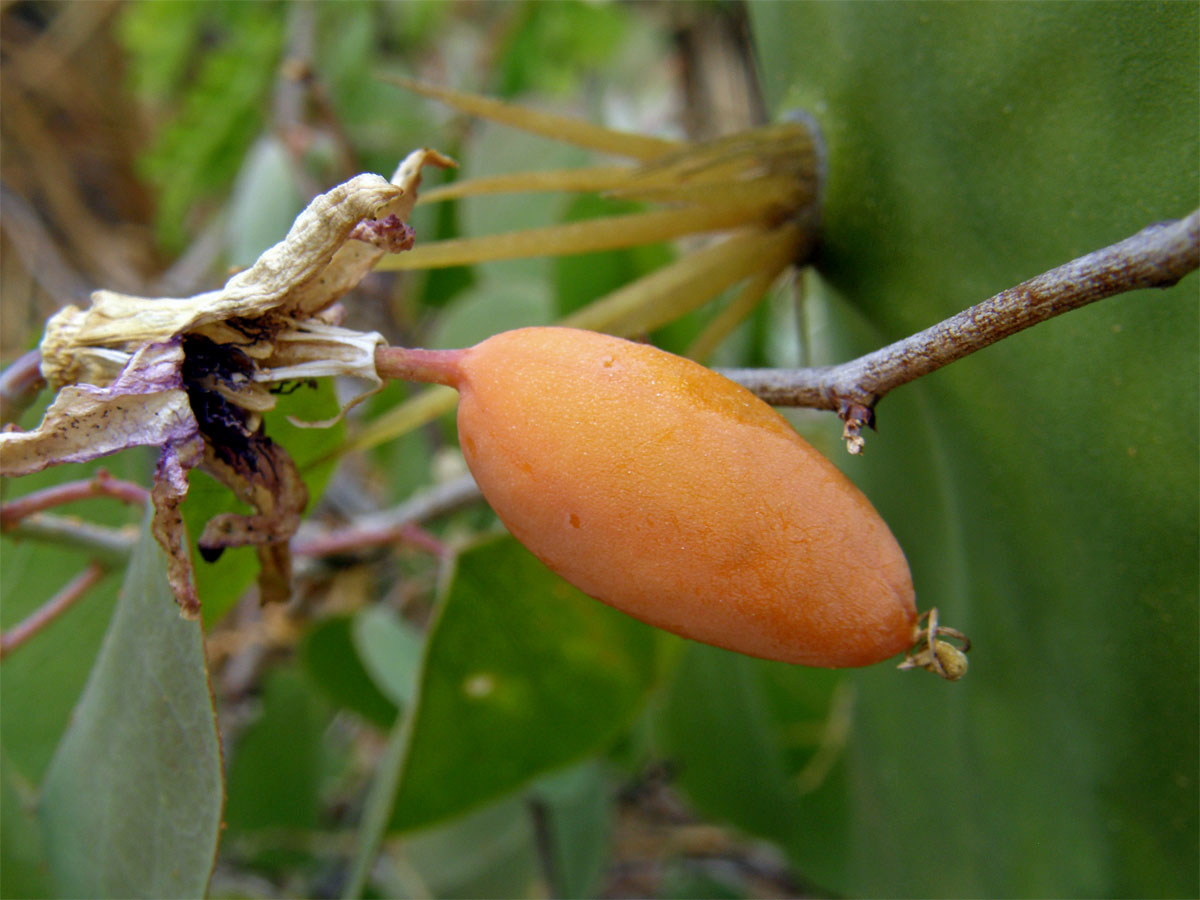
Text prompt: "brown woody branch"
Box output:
[[720, 209, 1199, 449]]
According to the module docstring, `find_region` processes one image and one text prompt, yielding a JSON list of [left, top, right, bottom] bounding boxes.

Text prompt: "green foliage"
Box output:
[[352, 605, 425, 708], [659, 647, 816, 841], [6, 4, 1197, 898], [528, 761, 615, 899], [301, 614, 399, 728], [495, 1, 631, 97], [312, 1, 443, 176], [225, 135, 305, 269], [118, 1, 287, 254], [224, 668, 328, 838], [739, 4, 1198, 897], [0, 756, 51, 899], [388, 535, 660, 832], [38, 513, 223, 898], [0, 445, 146, 785]]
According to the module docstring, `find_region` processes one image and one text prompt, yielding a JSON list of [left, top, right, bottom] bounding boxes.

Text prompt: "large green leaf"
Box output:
[[396, 795, 542, 899], [1, 447, 147, 785], [711, 4, 1200, 897], [387, 535, 659, 831], [38, 512, 223, 899]]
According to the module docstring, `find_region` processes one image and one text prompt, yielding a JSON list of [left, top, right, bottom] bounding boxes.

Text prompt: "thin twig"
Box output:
[[0, 469, 149, 529], [4, 513, 138, 565], [293, 520, 447, 560], [0, 560, 108, 660], [292, 475, 479, 566], [722, 209, 1200, 413]]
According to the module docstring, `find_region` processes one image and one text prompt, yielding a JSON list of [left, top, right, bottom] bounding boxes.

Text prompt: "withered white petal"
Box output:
[[12, 151, 453, 615], [0, 341, 197, 477], [258, 319, 387, 427], [38, 154, 453, 391]]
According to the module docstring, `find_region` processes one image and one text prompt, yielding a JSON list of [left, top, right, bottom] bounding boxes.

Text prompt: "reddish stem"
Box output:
[[0, 561, 107, 660], [293, 521, 447, 559], [0, 469, 150, 531], [374, 345, 465, 388]]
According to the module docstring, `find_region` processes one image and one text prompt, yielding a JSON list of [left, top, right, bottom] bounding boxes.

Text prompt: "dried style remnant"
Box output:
[[0, 148, 454, 615]]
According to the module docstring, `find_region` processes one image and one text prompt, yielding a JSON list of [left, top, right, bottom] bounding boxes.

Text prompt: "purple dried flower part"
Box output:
[[0, 149, 455, 616], [0, 340, 207, 613], [0, 341, 198, 476]]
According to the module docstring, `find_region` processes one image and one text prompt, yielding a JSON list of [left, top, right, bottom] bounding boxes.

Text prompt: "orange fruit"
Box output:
[[450, 327, 917, 668]]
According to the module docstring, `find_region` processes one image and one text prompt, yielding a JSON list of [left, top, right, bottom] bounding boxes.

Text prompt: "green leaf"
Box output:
[[1, 755, 52, 899], [351, 605, 425, 709], [224, 668, 327, 837], [528, 761, 615, 899], [494, 1, 631, 98], [226, 135, 305, 269], [38, 512, 223, 899], [428, 276, 554, 351], [657, 646, 810, 841], [0, 543, 121, 786], [387, 535, 658, 832], [0, 450, 146, 784], [739, 4, 1199, 896], [301, 615, 399, 727], [398, 796, 541, 899]]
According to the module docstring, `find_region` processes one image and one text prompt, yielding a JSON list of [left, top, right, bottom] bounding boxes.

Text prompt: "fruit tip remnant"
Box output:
[[899, 607, 971, 680]]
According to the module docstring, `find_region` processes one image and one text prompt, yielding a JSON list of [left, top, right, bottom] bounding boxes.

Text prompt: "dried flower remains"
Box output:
[[0, 149, 454, 616]]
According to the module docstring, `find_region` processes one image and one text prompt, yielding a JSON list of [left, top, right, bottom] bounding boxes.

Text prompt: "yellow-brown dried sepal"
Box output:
[[899, 607, 971, 680]]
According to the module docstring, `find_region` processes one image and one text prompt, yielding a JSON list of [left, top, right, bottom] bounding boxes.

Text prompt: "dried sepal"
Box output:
[[899, 608, 971, 680], [196, 426, 307, 607]]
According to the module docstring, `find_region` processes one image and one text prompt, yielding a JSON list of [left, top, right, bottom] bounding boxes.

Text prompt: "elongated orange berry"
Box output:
[[437, 327, 917, 668]]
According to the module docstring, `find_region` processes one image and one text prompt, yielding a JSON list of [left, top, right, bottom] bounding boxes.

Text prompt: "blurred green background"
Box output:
[[1, 2, 1196, 898]]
